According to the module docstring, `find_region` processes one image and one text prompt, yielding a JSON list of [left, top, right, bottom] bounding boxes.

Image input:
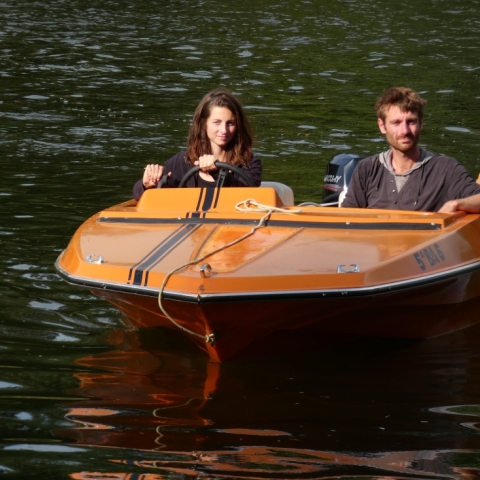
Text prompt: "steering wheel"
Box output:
[[178, 161, 255, 188]]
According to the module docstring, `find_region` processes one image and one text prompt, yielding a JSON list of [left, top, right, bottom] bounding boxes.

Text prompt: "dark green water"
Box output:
[[2, 0, 480, 478]]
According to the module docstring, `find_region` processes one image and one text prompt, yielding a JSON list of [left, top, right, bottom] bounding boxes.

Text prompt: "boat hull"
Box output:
[[90, 268, 480, 362], [55, 187, 480, 362]]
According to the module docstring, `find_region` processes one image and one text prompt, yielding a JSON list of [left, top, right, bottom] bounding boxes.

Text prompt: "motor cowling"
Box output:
[[322, 153, 365, 205]]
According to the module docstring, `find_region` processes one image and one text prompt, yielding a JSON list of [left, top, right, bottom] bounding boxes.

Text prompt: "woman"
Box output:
[[133, 89, 262, 201]]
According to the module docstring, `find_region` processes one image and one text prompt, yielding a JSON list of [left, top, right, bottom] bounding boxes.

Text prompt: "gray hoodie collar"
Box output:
[[379, 148, 434, 176]]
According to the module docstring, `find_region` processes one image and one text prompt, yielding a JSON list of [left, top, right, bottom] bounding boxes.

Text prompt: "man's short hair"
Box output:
[[375, 87, 427, 122]]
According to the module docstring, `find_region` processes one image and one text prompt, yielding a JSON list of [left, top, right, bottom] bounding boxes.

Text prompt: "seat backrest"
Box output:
[[260, 181, 294, 206]]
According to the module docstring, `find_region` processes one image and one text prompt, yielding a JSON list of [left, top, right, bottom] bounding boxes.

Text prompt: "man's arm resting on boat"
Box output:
[[439, 193, 480, 213]]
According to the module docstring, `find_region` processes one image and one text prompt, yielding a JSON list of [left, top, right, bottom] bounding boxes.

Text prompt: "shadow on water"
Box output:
[[54, 321, 480, 479]]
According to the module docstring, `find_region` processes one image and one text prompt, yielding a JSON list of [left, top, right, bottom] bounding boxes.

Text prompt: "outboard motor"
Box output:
[[322, 153, 365, 205]]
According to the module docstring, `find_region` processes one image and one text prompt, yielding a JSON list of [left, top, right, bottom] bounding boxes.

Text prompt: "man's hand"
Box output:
[[439, 193, 480, 213], [438, 200, 460, 213]]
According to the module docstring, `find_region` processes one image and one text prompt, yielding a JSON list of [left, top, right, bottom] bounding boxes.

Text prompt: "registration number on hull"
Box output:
[[414, 244, 445, 271]]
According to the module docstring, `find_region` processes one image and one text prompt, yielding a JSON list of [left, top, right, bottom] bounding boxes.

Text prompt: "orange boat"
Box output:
[[55, 175, 480, 362]]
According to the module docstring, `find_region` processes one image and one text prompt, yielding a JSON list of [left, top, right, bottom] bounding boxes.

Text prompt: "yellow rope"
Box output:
[[157, 200, 282, 344]]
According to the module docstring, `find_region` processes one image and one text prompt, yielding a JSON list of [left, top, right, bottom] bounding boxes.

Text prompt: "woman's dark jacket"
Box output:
[[133, 151, 262, 201]]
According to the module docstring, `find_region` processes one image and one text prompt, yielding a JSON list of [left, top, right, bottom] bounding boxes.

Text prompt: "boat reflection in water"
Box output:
[[58, 326, 480, 480], [68, 451, 480, 480], [59, 328, 219, 453]]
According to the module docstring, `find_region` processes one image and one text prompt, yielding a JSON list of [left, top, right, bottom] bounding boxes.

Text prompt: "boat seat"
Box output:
[[261, 181, 295, 206]]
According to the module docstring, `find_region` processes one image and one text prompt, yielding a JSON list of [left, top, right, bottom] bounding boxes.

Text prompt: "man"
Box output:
[[341, 87, 480, 213]]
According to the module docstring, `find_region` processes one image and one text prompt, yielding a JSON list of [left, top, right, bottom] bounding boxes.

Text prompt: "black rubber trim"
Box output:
[[55, 257, 480, 303], [97, 217, 442, 231]]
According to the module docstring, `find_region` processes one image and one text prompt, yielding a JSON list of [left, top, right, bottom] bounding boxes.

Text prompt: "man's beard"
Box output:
[[390, 133, 420, 153]]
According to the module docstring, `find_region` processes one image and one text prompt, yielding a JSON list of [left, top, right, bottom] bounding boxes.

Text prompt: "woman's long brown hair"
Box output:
[[186, 89, 254, 168]]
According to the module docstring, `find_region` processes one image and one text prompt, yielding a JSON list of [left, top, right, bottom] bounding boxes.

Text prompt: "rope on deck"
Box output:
[[235, 198, 302, 215], [157, 199, 302, 345]]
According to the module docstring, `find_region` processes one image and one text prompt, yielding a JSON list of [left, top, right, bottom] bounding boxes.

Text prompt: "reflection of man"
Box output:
[[342, 87, 480, 213]]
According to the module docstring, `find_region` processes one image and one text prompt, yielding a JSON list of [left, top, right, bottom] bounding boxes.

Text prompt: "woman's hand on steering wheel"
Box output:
[[143, 164, 164, 188], [195, 155, 218, 172], [195, 155, 218, 182], [178, 161, 255, 188]]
